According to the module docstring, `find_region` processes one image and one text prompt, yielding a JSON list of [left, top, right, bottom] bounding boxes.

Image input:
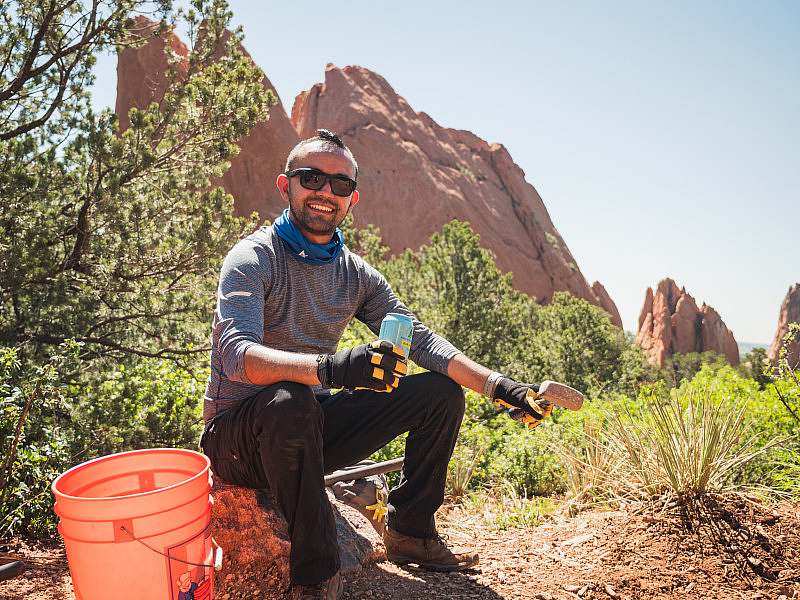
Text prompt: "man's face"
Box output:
[[276, 146, 359, 244]]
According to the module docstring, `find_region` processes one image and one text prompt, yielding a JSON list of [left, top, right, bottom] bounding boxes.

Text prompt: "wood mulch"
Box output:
[[2, 497, 799, 600]]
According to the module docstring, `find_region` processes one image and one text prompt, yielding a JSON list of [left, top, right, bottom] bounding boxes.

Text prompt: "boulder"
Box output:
[[211, 483, 384, 599], [768, 283, 800, 367], [635, 278, 739, 367]]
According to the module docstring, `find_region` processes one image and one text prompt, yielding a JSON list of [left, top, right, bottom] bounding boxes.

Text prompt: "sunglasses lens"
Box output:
[[330, 177, 356, 197], [292, 169, 356, 196], [299, 170, 325, 190]]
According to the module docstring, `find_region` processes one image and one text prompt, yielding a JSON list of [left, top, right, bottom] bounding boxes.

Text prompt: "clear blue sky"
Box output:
[[91, 1, 799, 343]]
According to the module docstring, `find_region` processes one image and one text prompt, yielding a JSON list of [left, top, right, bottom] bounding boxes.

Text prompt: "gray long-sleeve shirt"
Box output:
[[203, 225, 461, 422]]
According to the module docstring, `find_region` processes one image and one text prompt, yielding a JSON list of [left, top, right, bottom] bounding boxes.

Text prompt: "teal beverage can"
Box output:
[[379, 313, 414, 358]]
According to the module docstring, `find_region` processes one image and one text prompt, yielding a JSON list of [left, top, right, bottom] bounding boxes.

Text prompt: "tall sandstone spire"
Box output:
[[768, 283, 800, 366], [115, 16, 189, 131], [291, 64, 620, 313], [115, 33, 622, 322], [635, 278, 739, 367], [115, 17, 299, 218]]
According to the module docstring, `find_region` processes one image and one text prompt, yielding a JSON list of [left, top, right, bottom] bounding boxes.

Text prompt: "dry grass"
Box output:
[[446, 442, 485, 502], [551, 388, 781, 513]]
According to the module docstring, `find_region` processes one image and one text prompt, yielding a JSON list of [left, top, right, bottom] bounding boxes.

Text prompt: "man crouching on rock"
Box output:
[[201, 129, 547, 599]]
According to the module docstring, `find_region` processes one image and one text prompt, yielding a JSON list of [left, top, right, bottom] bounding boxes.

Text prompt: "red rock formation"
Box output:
[[116, 35, 624, 322], [671, 292, 701, 355], [115, 16, 188, 131], [701, 304, 740, 365], [635, 279, 677, 367], [592, 281, 623, 328], [635, 278, 739, 367], [206, 29, 299, 218], [291, 64, 619, 316], [768, 283, 800, 366], [115, 17, 299, 219]]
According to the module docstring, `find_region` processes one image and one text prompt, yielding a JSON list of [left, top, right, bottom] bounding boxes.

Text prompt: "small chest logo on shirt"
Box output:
[[298, 250, 308, 258]]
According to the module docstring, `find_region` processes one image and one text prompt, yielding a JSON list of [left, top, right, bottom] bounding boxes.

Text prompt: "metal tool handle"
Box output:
[[0, 560, 25, 582], [324, 457, 404, 486]]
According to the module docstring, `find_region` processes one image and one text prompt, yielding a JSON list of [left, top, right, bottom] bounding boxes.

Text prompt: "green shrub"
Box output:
[[74, 358, 206, 457], [0, 346, 207, 539], [680, 366, 797, 449], [382, 220, 538, 373], [738, 347, 773, 389], [526, 292, 657, 397], [551, 367, 793, 510], [769, 323, 800, 426], [488, 427, 565, 497], [447, 391, 569, 498], [661, 351, 729, 388], [0, 342, 81, 537]]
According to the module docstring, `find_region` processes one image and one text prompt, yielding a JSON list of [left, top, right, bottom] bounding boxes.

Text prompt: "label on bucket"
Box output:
[[167, 525, 213, 600]]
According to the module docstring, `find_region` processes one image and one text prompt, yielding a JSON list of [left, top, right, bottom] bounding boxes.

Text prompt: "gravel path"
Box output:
[[2, 499, 799, 600]]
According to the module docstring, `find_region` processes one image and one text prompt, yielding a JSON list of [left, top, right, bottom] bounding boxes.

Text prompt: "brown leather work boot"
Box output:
[[291, 571, 342, 600], [384, 527, 479, 571]]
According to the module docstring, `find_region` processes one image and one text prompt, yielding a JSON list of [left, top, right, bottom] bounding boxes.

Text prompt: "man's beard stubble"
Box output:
[[288, 193, 349, 237]]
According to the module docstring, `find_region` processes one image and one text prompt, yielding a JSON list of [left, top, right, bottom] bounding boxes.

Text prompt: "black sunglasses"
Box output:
[[286, 168, 357, 197]]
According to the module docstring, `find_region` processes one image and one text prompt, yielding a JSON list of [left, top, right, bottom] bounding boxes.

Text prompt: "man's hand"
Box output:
[[492, 377, 553, 429], [322, 340, 408, 392]]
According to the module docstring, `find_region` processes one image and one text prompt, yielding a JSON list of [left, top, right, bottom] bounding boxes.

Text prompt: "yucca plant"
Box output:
[[609, 389, 778, 500], [553, 387, 781, 508], [552, 420, 623, 511]]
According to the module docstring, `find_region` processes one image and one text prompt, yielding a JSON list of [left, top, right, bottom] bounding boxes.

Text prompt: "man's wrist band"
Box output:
[[316, 354, 330, 387], [484, 371, 504, 398]]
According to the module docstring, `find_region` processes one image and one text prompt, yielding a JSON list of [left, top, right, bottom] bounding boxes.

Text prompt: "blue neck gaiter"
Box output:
[[273, 208, 344, 265]]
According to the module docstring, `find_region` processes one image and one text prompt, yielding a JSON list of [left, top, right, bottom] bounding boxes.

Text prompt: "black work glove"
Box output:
[[492, 377, 552, 430], [321, 340, 407, 392]]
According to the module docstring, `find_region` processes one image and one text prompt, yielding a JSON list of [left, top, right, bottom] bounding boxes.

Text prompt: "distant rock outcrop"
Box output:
[[115, 16, 189, 131], [635, 278, 739, 367], [768, 283, 800, 367], [115, 17, 299, 218], [116, 32, 623, 322], [592, 281, 623, 328], [291, 64, 619, 313], [207, 30, 300, 218]]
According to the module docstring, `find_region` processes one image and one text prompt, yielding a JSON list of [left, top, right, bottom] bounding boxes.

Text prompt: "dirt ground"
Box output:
[[2, 497, 799, 600]]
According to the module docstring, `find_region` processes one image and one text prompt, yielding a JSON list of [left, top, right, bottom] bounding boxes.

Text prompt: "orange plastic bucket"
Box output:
[[52, 448, 220, 600]]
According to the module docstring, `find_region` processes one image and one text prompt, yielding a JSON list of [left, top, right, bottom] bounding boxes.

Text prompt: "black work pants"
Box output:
[[199, 371, 465, 586]]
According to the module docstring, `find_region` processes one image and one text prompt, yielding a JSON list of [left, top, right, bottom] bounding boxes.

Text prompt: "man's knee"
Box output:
[[252, 381, 321, 431], [427, 372, 465, 418]]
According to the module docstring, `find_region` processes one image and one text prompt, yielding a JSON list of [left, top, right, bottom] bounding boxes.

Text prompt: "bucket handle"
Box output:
[[119, 525, 223, 571]]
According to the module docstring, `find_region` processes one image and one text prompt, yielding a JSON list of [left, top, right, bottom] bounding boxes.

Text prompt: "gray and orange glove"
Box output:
[[319, 340, 407, 392], [492, 377, 553, 429]]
